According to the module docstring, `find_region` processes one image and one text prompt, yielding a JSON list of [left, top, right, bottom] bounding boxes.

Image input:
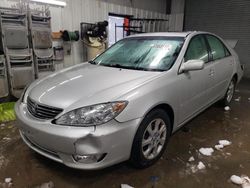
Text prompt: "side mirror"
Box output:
[[180, 59, 205, 73]]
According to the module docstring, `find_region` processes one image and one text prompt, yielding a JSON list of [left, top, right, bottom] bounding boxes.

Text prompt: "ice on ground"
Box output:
[[231, 175, 244, 185], [230, 175, 250, 187], [219, 140, 232, 146], [224, 106, 231, 111], [235, 97, 241, 102], [121, 184, 134, 188], [35, 181, 54, 188], [199, 147, 214, 156], [215, 144, 224, 150], [197, 161, 206, 170], [188, 156, 195, 162], [2, 137, 11, 141], [4, 178, 12, 183]]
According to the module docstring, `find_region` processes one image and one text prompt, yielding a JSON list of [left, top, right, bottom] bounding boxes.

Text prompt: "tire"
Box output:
[[221, 78, 236, 106], [130, 109, 171, 168]]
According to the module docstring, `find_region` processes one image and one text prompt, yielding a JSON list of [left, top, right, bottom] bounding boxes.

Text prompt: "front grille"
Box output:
[[27, 97, 63, 119]]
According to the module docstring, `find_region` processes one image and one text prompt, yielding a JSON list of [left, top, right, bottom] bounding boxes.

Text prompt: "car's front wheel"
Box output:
[[130, 109, 171, 168]]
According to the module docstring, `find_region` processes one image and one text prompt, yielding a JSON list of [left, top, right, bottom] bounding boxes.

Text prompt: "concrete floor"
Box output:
[[1, 79, 250, 188]]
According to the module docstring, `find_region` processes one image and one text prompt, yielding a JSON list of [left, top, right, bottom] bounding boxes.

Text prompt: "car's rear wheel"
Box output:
[[130, 109, 171, 168], [221, 78, 236, 106]]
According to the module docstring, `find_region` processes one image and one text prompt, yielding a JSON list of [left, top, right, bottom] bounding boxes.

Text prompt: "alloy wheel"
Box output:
[[141, 118, 167, 160]]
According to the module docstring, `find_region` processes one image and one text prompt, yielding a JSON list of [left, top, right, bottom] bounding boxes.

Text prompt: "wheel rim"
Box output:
[[226, 80, 235, 103], [141, 118, 167, 160]]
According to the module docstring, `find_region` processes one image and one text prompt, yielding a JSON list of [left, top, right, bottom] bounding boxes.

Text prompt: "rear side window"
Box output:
[[206, 35, 230, 60], [184, 35, 209, 63]]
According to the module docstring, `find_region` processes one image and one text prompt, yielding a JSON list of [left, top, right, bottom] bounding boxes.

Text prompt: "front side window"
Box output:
[[206, 35, 229, 60], [184, 35, 209, 63], [93, 37, 184, 71]]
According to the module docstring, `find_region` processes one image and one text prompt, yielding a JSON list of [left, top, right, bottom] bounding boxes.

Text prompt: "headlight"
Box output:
[[55, 101, 128, 126]]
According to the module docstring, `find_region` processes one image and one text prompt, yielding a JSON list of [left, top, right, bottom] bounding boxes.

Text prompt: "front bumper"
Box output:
[[15, 101, 142, 170]]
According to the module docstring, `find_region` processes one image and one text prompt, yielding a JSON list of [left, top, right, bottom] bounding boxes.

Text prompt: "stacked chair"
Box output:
[[0, 7, 35, 98], [0, 55, 8, 99], [28, 8, 54, 78]]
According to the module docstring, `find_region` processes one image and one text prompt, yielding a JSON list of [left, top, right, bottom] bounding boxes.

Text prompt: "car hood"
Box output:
[[29, 63, 161, 110]]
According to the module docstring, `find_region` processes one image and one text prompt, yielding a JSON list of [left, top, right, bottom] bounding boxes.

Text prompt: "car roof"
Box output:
[[127, 31, 208, 38]]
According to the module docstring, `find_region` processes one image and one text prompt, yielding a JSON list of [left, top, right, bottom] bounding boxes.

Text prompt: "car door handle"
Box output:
[[209, 69, 215, 76], [229, 60, 234, 66]]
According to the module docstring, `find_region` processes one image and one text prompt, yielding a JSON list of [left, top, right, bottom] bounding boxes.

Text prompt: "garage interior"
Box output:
[[0, 0, 250, 187]]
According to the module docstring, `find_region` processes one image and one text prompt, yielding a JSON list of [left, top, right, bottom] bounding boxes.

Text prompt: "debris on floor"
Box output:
[[121, 184, 134, 188], [219, 140, 232, 146], [215, 144, 224, 150], [4, 178, 11, 184], [33, 181, 54, 188], [235, 97, 241, 102], [188, 156, 195, 162], [215, 139, 232, 150], [185, 161, 206, 174], [199, 147, 214, 156], [230, 175, 250, 188], [0, 178, 13, 188], [197, 161, 206, 170], [231, 175, 244, 185], [224, 106, 231, 111]]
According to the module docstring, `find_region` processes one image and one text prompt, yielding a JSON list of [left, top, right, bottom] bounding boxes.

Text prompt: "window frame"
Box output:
[[205, 34, 232, 61], [183, 34, 211, 64]]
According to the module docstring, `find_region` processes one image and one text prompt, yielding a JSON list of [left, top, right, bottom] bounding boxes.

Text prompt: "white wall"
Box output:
[[49, 0, 184, 69], [100, 0, 167, 14], [0, 0, 184, 70]]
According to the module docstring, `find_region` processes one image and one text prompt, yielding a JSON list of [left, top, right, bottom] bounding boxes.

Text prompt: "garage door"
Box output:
[[184, 0, 250, 76]]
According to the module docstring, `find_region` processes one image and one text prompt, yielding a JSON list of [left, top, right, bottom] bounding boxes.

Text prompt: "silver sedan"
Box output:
[[15, 31, 243, 169]]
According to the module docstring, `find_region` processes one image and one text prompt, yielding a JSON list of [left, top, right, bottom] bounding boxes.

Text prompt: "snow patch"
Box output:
[[121, 184, 134, 188], [224, 106, 231, 111], [230, 175, 250, 188], [219, 140, 232, 146], [2, 137, 11, 141], [231, 175, 244, 185], [235, 97, 241, 102], [199, 147, 214, 156], [197, 161, 206, 170], [188, 156, 195, 162], [215, 144, 224, 150], [4, 178, 12, 183]]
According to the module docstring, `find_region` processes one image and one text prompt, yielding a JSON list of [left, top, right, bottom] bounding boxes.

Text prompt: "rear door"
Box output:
[[178, 34, 214, 124], [205, 35, 234, 101]]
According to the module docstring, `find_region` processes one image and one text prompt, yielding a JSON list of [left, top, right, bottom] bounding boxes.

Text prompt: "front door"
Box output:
[[177, 34, 214, 124]]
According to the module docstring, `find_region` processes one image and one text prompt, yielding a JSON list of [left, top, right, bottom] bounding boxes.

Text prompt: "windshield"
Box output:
[[93, 37, 184, 71]]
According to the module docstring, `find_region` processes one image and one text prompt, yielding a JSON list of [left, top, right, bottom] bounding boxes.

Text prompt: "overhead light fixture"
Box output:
[[31, 0, 67, 7]]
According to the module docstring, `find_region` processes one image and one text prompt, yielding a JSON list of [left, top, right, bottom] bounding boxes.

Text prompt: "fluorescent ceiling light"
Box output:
[[31, 0, 67, 7]]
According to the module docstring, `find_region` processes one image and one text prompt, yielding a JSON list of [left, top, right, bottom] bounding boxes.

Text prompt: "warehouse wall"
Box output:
[[0, 0, 184, 70], [184, 0, 250, 77], [99, 0, 167, 14], [49, 0, 184, 69]]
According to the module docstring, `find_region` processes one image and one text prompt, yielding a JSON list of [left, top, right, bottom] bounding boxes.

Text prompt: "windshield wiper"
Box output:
[[88, 60, 97, 65], [101, 63, 132, 69], [101, 63, 166, 72]]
